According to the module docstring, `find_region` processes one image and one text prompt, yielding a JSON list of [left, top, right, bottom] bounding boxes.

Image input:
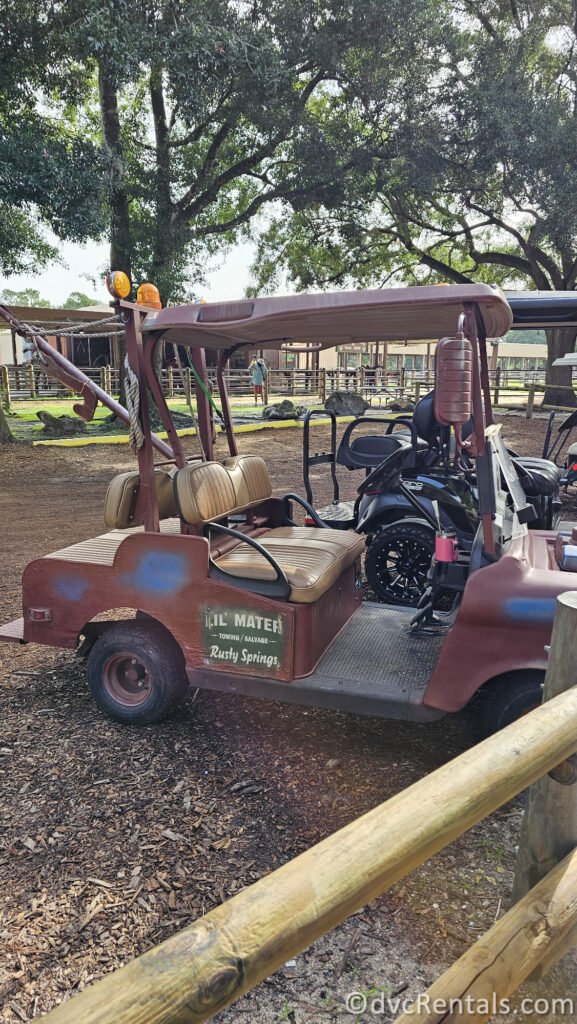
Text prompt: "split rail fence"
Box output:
[[2, 363, 572, 413], [38, 593, 577, 1024]]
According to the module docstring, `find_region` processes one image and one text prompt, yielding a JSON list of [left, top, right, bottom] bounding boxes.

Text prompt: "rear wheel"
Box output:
[[365, 522, 435, 606], [475, 671, 545, 737], [86, 621, 187, 724]]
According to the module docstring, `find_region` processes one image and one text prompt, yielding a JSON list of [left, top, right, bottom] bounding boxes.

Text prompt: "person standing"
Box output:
[[249, 355, 267, 405]]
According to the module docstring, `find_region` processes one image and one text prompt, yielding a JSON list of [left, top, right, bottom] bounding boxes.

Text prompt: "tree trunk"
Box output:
[[543, 327, 577, 406], [149, 67, 174, 306], [0, 401, 13, 443], [99, 61, 132, 408]]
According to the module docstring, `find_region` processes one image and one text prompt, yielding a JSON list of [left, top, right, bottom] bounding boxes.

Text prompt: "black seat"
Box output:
[[411, 391, 439, 445], [342, 433, 410, 469], [514, 457, 563, 498]]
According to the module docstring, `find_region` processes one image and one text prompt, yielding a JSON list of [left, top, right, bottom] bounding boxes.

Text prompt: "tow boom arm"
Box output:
[[0, 304, 173, 459]]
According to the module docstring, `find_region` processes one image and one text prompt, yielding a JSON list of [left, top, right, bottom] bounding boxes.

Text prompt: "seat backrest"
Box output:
[[412, 391, 439, 444], [174, 455, 272, 525], [104, 467, 177, 529], [221, 455, 272, 507]]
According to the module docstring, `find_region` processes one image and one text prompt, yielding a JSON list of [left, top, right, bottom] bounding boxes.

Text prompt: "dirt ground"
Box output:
[[0, 414, 576, 1023]]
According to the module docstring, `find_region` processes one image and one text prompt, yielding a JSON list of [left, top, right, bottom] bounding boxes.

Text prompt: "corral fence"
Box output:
[[2, 363, 570, 412], [39, 592, 577, 1024]]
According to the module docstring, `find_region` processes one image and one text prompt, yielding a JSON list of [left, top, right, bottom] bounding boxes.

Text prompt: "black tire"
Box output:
[[365, 522, 435, 606], [476, 671, 545, 738], [86, 621, 188, 724]]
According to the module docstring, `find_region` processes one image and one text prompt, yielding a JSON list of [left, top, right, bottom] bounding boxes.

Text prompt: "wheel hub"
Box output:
[[103, 652, 152, 706]]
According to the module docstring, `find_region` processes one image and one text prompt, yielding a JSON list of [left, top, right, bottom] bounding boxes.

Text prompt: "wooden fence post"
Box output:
[[167, 365, 174, 398], [512, 591, 577, 903], [359, 366, 365, 393], [28, 363, 36, 398], [185, 368, 192, 407], [104, 365, 112, 395], [493, 367, 501, 406], [394, 848, 577, 1024], [319, 367, 326, 403], [1, 365, 11, 411], [526, 381, 536, 419], [291, 370, 296, 396], [414, 381, 421, 406]]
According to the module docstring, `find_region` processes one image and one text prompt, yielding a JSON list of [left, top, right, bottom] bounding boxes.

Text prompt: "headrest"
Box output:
[[174, 462, 236, 525], [104, 467, 177, 529], [221, 455, 272, 507]]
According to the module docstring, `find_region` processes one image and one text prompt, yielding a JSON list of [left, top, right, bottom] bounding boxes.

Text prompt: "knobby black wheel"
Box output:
[[365, 522, 435, 606]]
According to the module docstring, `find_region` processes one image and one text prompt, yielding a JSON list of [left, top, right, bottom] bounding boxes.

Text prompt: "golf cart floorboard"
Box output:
[[193, 603, 447, 722], [315, 500, 356, 526]]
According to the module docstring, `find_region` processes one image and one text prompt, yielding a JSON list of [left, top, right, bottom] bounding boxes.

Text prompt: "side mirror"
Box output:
[[434, 336, 473, 426]]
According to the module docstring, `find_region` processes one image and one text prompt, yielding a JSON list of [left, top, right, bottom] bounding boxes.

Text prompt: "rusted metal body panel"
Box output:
[[424, 531, 565, 711], [20, 531, 361, 683]]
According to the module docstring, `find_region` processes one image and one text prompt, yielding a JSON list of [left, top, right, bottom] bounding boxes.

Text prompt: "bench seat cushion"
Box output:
[[213, 526, 365, 603], [43, 519, 183, 565]]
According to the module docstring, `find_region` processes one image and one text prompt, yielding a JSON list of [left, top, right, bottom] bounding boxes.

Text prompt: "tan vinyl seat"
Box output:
[[214, 528, 365, 603], [174, 455, 271, 524], [104, 467, 178, 529], [174, 456, 364, 603], [43, 518, 183, 565]]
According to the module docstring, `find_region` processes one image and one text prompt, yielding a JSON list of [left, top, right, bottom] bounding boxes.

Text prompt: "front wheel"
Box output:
[[365, 522, 435, 606], [86, 621, 188, 724], [475, 671, 545, 737]]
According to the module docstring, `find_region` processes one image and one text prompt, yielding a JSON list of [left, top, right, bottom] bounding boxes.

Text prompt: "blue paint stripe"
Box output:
[[504, 597, 557, 624]]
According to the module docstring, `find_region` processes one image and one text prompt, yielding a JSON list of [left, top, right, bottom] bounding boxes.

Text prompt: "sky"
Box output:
[[0, 236, 259, 306]]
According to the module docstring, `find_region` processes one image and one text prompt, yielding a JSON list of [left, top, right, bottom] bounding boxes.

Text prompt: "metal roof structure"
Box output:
[[141, 284, 513, 350]]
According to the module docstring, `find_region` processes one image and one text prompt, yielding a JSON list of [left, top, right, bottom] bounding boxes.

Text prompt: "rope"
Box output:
[[124, 355, 145, 452], [24, 314, 122, 334]]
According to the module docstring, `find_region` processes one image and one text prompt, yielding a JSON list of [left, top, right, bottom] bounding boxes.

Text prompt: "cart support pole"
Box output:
[[190, 347, 213, 460], [512, 591, 577, 904], [124, 308, 160, 532]]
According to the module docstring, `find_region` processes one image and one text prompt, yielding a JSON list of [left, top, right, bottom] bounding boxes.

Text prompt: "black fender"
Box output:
[[357, 492, 441, 536], [357, 482, 478, 540], [364, 515, 436, 540]]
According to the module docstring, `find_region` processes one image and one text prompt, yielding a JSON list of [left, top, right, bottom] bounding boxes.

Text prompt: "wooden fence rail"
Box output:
[[1, 363, 564, 408], [40, 683, 577, 1024], [394, 846, 577, 1024]]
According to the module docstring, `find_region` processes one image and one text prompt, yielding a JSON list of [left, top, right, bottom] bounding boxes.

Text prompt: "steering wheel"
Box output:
[[357, 446, 408, 498]]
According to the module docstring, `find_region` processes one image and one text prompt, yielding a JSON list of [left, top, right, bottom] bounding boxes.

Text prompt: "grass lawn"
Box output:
[[6, 392, 324, 441]]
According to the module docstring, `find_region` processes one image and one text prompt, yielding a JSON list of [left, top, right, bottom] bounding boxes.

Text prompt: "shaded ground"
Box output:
[[0, 415, 576, 1022]]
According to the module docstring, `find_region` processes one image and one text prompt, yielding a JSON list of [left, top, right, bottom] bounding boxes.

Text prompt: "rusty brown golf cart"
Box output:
[[1, 283, 575, 735]]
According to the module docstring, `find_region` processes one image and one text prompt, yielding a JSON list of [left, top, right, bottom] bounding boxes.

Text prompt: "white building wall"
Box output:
[[0, 330, 24, 364]]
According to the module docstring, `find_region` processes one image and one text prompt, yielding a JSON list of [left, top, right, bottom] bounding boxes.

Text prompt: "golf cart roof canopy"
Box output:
[[506, 291, 577, 328], [140, 283, 512, 350]]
